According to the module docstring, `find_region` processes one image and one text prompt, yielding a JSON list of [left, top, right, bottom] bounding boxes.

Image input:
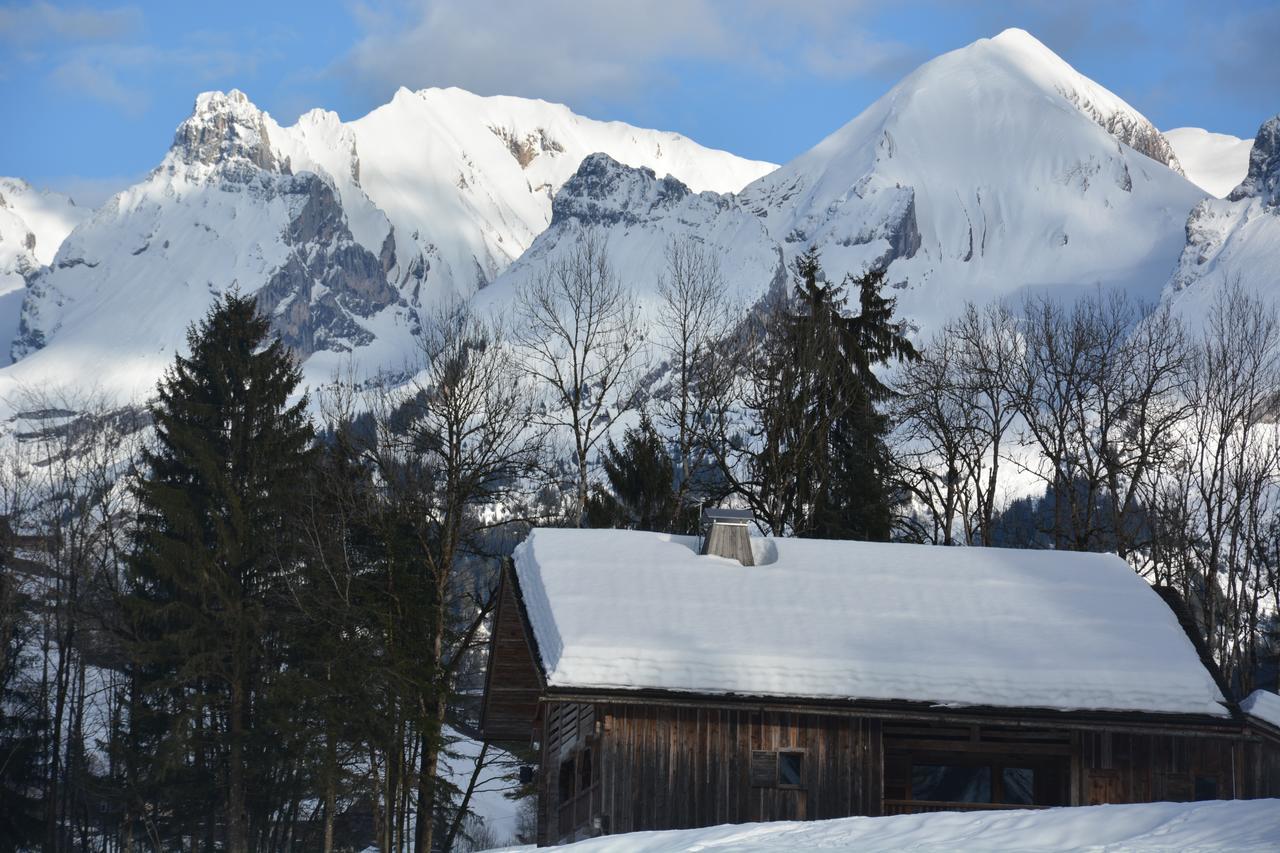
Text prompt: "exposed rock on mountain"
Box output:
[[551, 153, 696, 229], [1167, 116, 1280, 315], [1229, 117, 1280, 207]]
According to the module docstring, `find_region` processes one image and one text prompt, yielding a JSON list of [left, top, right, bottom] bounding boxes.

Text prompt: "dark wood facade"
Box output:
[[481, 563, 1280, 846]]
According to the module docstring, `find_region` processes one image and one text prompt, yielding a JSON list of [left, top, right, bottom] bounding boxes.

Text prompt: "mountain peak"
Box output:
[[1228, 115, 1280, 207], [988, 27, 1050, 51], [551, 153, 693, 229], [172, 89, 280, 172]]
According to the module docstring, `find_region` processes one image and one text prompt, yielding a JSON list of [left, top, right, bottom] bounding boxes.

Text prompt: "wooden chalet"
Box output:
[[481, 517, 1280, 846]]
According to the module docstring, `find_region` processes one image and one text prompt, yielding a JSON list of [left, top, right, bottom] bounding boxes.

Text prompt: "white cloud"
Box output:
[[0, 2, 142, 43], [337, 0, 912, 106]]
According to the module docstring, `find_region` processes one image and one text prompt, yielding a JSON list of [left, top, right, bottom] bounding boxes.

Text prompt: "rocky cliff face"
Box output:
[[13, 91, 399, 368], [1166, 116, 1280, 314], [171, 90, 282, 174], [1056, 85, 1185, 174], [254, 172, 398, 356], [1228, 116, 1280, 207], [550, 154, 699, 229]]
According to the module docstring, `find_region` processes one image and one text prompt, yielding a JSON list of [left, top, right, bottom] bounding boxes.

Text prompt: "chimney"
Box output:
[[700, 508, 755, 565]]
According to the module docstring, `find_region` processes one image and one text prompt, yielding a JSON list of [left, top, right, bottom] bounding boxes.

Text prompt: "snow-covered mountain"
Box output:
[[4, 88, 775, 402], [1166, 115, 1280, 318], [1165, 127, 1254, 198], [486, 29, 1205, 335], [6, 28, 1261, 412], [0, 179, 87, 368]]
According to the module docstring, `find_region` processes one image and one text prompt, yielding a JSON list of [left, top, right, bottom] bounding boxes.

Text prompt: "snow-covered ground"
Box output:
[[492, 799, 1280, 852], [440, 726, 525, 844]]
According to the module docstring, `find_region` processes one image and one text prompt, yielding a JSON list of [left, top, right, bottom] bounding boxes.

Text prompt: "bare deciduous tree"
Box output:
[[514, 231, 646, 526], [652, 237, 736, 523]]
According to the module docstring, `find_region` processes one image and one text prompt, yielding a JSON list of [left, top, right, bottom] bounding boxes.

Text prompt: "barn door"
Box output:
[[1087, 769, 1123, 804]]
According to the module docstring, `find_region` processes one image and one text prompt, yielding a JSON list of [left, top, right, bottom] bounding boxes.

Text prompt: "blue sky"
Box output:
[[2, 0, 1278, 205]]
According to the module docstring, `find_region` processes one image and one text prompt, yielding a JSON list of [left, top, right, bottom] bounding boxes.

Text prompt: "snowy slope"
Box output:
[[1165, 127, 1253, 198], [493, 799, 1280, 853], [0, 179, 87, 369], [1166, 116, 1280, 320], [514, 529, 1227, 716], [486, 29, 1205, 335], [439, 726, 524, 845], [0, 178, 86, 268], [474, 152, 785, 321], [2, 88, 774, 405]]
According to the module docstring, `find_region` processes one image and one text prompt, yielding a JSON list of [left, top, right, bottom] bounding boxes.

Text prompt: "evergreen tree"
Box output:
[[587, 413, 696, 532], [0, 539, 43, 849], [725, 251, 916, 538], [123, 292, 314, 852], [807, 265, 916, 540]]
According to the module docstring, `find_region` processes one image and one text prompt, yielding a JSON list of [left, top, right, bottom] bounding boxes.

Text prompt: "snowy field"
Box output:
[[493, 800, 1280, 852]]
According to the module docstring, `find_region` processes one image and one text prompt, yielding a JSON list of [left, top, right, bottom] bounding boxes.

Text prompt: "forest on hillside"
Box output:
[[1, 233, 1277, 851]]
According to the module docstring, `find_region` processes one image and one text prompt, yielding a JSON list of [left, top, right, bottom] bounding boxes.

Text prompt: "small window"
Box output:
[[912, 764, 992, 803], [1194, 775, 1218, 801], [579, 748, 593, 791], [558, 757, 576, 801], [750, 750, 776, 787], [750, 750, 806, 788], [1001, 767, 1035, 805], [778, 751, 804, 788]]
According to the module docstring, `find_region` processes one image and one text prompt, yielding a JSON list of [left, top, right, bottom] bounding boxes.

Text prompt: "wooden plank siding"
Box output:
[[479, 563, 544, 743], [1245, 724, 1280, 798], [529, 698, 1277, 845], [538, 701, 600, 845], [1078, 729, 1248, 804], [540, 703, 882, 841]]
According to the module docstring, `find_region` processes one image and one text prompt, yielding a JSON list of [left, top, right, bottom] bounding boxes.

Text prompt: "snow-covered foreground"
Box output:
[[495, 800, 1280, 852]]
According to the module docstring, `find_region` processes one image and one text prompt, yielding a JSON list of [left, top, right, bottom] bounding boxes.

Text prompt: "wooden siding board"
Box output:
[[532, 697, 1260, 846]]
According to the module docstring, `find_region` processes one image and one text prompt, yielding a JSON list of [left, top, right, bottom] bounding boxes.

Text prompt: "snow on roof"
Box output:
[[513, 529, 1229, 717], [1241, 689, 1280, 731]]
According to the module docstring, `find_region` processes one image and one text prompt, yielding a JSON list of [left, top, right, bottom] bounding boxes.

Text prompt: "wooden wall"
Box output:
[[541, 702, 881, 841], [532, 698, 1271, 845], [1244, 727, 1280, 799], [1078, 730, 1247, 804], [480, 567, 543, 742], [537, 702, 599, 845]]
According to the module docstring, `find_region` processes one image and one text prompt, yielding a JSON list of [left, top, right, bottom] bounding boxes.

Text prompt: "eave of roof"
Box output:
[[540, 684, 1244, 736]]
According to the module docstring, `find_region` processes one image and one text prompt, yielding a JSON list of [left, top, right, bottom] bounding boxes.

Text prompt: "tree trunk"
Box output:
[[414, 729, 440, 853], [228, 677, 248, 853], [323, 725, 337, 853]]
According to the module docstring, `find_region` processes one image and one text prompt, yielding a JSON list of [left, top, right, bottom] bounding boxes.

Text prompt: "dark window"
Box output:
[[1001, 767, 1035, 805], [558, 757, 575, 802], [750, 750, 776, 787], [778, 751, 804, 788], [912, 764, 992, 803], [1194, 775, 1218, 801], [578, 748, 593, 792]]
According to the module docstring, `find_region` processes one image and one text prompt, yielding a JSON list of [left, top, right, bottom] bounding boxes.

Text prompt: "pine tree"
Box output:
[[737, 250, 916, 538], [0, 539, 43, 848], [123, 292, 314, 852], [808, 265, 916, 540], [587, 413, 695, 532]]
